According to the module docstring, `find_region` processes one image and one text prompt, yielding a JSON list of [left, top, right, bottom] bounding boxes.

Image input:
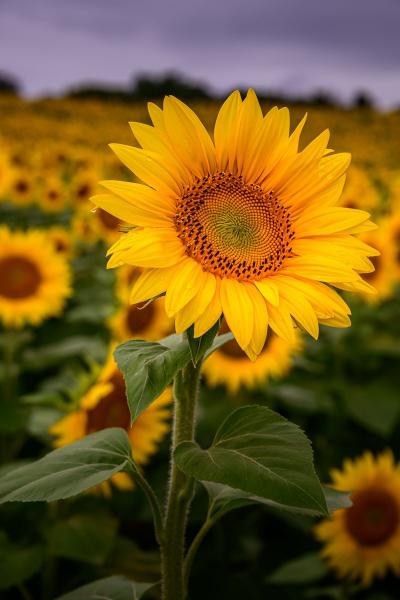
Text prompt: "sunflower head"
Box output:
[[203, 319, 302, 393], [92, 90, 378, 358], [315, 451, 400, 586], [50, 352, 172, 492], [0, 227, 72, 328]]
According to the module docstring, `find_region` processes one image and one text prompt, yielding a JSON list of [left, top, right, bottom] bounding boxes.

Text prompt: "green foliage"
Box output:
[[115, 335, 192, 422], [0, 532, 43, 590], [175, 405, 328, 515], [115, 331, 234, 422], [203, 482, 350, 522], [0, 428, 132, 503], [48, 513, 119, 565], [56, 575, 154, 600], [267, 552, 328, 585], [187, 322, 220, 365]]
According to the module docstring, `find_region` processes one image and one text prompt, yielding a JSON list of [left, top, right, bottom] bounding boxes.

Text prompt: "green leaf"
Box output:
[[204, 332, 234, 359], [267, 552, 328, 585], [56, 575, 154, 600], [0, 533, 43, 590], [187, 321, 220, 365], [48, 514, 118, 565], [22, 336, 105, 370], [345, 379, 400, 437], [0, 428, 132, 503], [114, 334, 192, 422], [0, 401, 27, 433], [175, 405, 328, 516], [203, 482, 349, 522]]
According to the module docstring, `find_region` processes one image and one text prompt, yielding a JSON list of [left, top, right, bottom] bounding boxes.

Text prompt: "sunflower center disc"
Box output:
[[125, 303, 156, 336], [346, 488, 399, 546], [86, 372, 131, 432], [0, 255, 41, 299], [175, 172, 295, 281]]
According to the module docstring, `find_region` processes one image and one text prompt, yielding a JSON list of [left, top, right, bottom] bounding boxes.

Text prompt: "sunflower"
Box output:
[[385, 213, 400, 279], [0, 227, 72, 328], [203, 320, 302, 393], [109, 297, 172, 343], [46, 226, 75, 258], [50, 353, 171, 492], [315, 451, 400, 586], [339, 165, 380, 213], [70, 170, 99, 207], [91, 205, 124, 244], [0, 150, 11, 198], [91, 90, 377, 358], [9, 169, 34, 206], [38, 175, 67, 213], [115, 265, 142, 300], [357, 227, 396, 303], [71, 207, 99, 245]]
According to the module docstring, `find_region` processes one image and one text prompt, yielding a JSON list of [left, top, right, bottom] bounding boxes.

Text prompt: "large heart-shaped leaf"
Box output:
[[0, 428, 132, 503], [175, 405, 328, 515], [114, 335, 191, 422], [56, 575, 153, 600], [203, 482, 349, 522]]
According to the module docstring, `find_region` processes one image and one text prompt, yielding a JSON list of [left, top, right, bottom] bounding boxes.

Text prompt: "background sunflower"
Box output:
[[315, 452, 400, 586]]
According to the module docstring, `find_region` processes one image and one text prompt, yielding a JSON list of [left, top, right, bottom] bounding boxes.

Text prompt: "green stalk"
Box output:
[[183, 517, 215, 591], [161, 358, 202, 600]]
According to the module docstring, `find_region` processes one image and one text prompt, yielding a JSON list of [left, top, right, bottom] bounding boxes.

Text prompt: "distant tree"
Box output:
[[65, 83, 129, 102], [131, 72, 211, 101], [353, 91, 374, 109], [0, 71, 20, 95], [309, 90, 338, 107]]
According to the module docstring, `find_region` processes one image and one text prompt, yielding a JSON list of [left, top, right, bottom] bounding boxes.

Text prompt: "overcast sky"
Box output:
[[0, 0, 399, 107]]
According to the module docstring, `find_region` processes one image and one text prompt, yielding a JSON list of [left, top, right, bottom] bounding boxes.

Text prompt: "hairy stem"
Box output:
[[161, 358, 201, 600]]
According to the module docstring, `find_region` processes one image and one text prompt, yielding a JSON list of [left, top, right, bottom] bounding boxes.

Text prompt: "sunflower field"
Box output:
[[1, 92, 400, 600]]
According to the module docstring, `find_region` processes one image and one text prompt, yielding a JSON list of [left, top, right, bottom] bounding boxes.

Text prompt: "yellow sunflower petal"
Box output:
[[220, 279, 253, 349]]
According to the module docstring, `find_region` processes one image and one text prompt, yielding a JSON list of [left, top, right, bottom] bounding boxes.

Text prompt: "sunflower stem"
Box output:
[[161, 353, 201, 600]]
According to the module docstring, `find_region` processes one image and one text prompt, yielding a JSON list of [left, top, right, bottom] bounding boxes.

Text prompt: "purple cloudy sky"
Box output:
[[0, 0, 399, 107]]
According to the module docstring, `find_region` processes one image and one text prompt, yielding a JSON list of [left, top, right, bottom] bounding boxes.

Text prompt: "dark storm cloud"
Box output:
[[0, 0, 399, 106]]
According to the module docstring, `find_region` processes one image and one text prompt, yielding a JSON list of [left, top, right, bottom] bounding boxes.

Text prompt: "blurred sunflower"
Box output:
[[46, 226, 74, 258], [9, 169, 34, 206], [203, 320, 302, 393], [357, 227, 396, 303], [109, 298, 172, 342], [385, 213, 400, 278], [315, 451, 400, 586], [71, 208, 99, 245], [0, 227, 72, 328], [0, 150, 11, 197], [92, 90, 377, 359], [91, 206, 123, 244], [50, 354, 171, 493], [38, 175, 67, 213], [115, 265, 142, 299], [340, 165, 380, 213], [71, 170, 99, 207]]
